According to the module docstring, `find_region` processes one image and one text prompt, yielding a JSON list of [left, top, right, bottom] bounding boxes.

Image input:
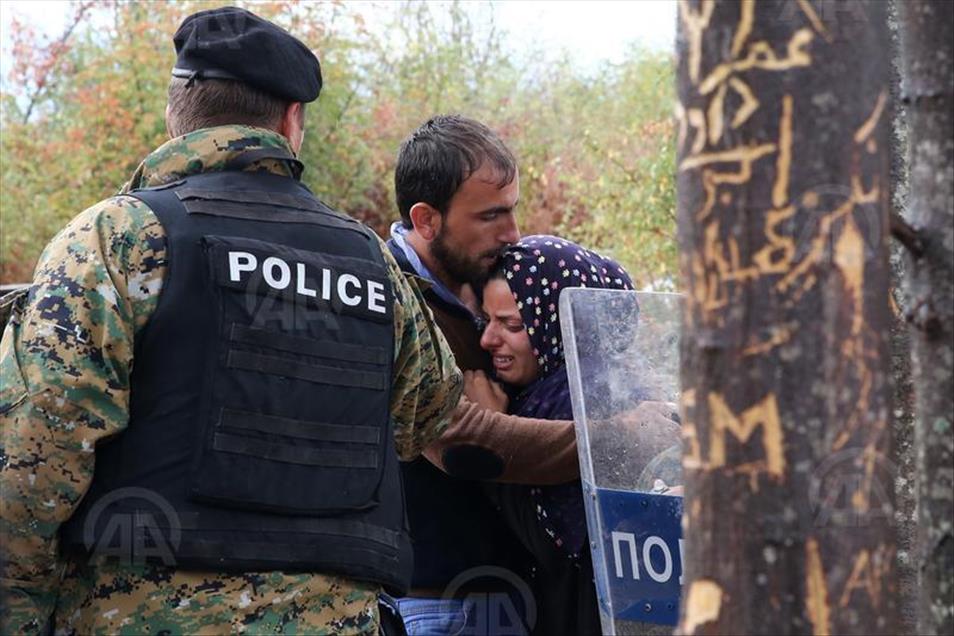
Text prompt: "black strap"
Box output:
[[227, 350, 387, 390], [183, 199, 367, 235], [219, 408, 380, 444], [172, 66, 243, 82], [177, 187, 325, 213], [170, 539, 400, 568], [212, 432, 378, 469], [231, 324, 389, 365], [166, 514, 404, 549]]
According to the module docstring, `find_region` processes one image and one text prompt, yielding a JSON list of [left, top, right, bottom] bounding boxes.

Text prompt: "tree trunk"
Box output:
[[885, 3, 918, 631], [889, 243, 919, 633], [675, 2, 898, 633], [896, 2, 954, 634]]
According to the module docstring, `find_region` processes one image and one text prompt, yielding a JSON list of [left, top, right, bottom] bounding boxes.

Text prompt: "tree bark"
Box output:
[[896, 2, 954, 634], [675, 2, 898, 633], [889, 247, 919, 634], [885, 3, 918, 631]]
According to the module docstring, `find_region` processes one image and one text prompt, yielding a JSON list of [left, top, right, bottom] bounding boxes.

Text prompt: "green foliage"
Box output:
[[1, 1, 675, 288], [509, 48, 677, 289]]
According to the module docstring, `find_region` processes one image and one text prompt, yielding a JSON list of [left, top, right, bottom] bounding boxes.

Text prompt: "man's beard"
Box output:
[[430, 229, 504, 288]]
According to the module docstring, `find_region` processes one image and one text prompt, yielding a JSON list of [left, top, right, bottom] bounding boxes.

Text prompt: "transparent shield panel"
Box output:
[[560, 290, 684, 634]]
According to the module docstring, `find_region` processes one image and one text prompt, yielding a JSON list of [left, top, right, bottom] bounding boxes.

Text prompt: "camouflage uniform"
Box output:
[[0, 125, 463, 635]]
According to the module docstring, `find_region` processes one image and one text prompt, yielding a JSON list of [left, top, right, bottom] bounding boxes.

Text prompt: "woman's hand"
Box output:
[[464, 369, 509, 413]]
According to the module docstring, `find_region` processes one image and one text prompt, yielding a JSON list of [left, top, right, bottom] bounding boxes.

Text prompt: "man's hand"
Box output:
[[463, 370, 508, 413], [626, 400, 680, 424]]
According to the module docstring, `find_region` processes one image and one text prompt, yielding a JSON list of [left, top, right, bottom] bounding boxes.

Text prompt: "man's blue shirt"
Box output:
[[389, 222, 474, 316]]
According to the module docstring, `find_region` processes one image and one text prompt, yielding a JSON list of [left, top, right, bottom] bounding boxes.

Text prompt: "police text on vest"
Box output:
[[228, 251, 387, 314]]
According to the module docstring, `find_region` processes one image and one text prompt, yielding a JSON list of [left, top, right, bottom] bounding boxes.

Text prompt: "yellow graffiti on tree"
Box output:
[[683, 391, 786, 490], [731, 0, 756, 57], [806, 538, 832, 636], [837, 545, 893, 608], [677, 0, 891, 509], [773, 95, 794, 208], [729, 77, 761, 129], [679, 0, 716, 86], [678, 2, 893, 632], [797, 0, 834, 42], [708, 392, 785, 480], [682, 579, 725, 633], [700, 29, 814, 96], [742, 322, 795, 356]]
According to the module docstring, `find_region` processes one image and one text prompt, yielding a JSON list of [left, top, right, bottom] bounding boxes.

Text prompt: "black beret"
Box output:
[[172, 6, 322, 103]]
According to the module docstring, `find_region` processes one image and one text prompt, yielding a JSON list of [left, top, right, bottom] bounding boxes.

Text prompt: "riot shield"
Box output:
[[560, 290, 683, 635]]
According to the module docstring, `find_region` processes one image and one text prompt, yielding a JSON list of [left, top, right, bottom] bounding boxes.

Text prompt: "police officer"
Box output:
[[0, 7, 460, 635]]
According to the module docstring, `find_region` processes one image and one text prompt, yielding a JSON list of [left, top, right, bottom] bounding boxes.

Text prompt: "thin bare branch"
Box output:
[[890, 212, 925, 259], [21, 1, 94, 124]]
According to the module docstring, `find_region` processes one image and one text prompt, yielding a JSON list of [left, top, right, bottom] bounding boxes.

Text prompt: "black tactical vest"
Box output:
[[61, 168, 412, 593]]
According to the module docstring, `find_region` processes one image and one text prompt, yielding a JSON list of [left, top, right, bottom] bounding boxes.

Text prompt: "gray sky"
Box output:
[[0, 1, 676, 84], [494, 0, 676, 64]]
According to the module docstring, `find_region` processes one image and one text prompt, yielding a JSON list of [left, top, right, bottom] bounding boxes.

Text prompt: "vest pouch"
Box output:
[[189, 235, 394, 515]]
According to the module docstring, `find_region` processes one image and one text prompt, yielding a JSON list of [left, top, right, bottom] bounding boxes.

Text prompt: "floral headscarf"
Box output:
[[499, 235, 634, 378], [493, 235, 635, 560]]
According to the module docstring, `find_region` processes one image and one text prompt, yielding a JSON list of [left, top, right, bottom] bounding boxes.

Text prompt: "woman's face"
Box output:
[[479, 277, 540, 387]]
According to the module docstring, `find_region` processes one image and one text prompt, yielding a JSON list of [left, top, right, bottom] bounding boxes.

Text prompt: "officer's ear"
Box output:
[[409, 202, 442, 242], [279, 102, 305, 155]]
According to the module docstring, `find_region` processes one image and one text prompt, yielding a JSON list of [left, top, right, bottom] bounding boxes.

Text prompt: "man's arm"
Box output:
[[424, 396, 682, 485], [377, 237, 463, 460], [423, 367, 577, 484], [424, 396, 580, 484], [0, 198, 165, 634]]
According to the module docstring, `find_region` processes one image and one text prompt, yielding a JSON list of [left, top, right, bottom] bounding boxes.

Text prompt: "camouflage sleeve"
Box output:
[[378, 237, 463, 461], [0, 197, 166, 634]]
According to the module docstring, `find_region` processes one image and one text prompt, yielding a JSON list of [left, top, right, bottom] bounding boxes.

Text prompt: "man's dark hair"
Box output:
[[394, 115, 517, 228], [166, 77, 304, 138]]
